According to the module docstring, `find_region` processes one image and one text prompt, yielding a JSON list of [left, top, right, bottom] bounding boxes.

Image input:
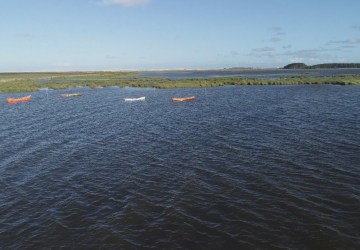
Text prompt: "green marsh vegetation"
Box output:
[[1, 71, 360, 93]]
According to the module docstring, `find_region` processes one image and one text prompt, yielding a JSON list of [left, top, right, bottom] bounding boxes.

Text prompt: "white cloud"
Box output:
[[101, 0, 150, 7], [283, 48, 337, 64]]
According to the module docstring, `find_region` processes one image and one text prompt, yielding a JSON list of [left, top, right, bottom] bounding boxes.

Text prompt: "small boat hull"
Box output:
[[172, 96, 195, 103], [61, 93, 83, 98], [124, 96, 145, 102], [7, 95, 31, 104]]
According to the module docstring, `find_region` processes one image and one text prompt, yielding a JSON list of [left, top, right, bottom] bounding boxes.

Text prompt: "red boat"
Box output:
[[7, 95, 31, 104], [172, 96, 195, 103]]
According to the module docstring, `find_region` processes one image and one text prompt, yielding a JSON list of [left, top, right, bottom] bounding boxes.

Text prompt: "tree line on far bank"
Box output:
[[284, 63, 360, 69]]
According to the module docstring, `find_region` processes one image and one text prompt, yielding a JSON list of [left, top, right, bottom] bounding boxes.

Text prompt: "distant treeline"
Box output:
[[284, 63, 360, 69]]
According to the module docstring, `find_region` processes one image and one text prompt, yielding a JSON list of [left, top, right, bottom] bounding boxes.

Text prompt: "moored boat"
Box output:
[[124, 96, 145, 102], [171, 96, 195, 103], [61, 93, 83, 98], [7, 95, 31, 104]]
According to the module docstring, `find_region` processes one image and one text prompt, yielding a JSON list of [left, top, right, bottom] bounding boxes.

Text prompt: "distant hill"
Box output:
[[284, 63, 360, 69]]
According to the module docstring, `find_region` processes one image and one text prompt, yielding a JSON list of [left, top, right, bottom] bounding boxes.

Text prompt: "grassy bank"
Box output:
[[1, 71, 360, 93]]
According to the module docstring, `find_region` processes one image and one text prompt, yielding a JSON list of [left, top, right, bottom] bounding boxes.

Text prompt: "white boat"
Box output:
[[61, 93, 82, 98], [124, 96, 145, 102]]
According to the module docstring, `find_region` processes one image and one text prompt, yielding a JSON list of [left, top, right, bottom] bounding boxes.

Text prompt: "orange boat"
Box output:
[[172, 96, 195, 103], [7, 95, 31, 104]]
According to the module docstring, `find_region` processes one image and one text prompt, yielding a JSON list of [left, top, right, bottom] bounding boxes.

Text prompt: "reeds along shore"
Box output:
[[1, 71, 360, 93]]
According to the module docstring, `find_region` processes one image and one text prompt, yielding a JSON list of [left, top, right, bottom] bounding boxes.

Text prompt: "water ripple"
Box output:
[[0, 86, 359, 249]]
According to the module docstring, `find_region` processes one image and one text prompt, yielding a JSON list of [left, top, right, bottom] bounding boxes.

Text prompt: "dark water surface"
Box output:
[[1, 85, 359, 249]]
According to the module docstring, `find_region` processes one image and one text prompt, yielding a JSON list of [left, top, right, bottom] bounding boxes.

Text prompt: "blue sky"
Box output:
[[1, 0, 360, 72]]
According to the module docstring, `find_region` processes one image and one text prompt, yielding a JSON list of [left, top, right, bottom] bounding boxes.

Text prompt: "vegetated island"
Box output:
[[1, 64, 360, 93], [283, 63, 360, 69]]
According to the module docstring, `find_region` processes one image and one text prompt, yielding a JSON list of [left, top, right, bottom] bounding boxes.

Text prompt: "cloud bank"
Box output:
[[101, 0, 150, 7]]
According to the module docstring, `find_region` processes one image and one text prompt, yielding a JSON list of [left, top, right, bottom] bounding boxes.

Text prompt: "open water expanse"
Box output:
[[0, 85, 359, 249], [138, 68, 360, 79]]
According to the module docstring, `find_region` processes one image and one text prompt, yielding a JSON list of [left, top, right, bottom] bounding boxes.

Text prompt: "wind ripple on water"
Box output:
[[0, 86, 359, 249]]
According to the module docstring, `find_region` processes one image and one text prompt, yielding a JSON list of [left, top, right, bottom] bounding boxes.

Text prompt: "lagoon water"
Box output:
[[138, 68, 360, 79], [0, 85, 359, 249]]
